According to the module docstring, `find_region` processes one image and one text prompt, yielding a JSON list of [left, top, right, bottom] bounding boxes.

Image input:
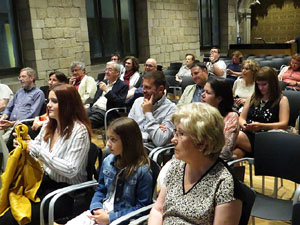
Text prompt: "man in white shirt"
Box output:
[[206, 47, 227, 78]]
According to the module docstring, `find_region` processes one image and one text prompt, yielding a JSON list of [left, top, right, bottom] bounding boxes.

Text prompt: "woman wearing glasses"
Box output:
[[148, 103, 243, 225]]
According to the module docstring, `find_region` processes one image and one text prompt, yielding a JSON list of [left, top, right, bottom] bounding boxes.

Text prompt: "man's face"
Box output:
[[19, 71, 34, 90], [105, 64, 119, 83], [191, 66, 208, 87], [185, 55, 194, 67], [142, 78, 163, 103], [111, 56, 120, 63], [144, 59, 157, 72], [210, 48, 220, 60], [71, 65, 85, 81]]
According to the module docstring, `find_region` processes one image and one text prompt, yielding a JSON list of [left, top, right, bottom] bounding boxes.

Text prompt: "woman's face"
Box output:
[[256, 80, 269, 97], [125, 59, 133, 71], [171, 123, 198, 162], [201, 83, 222, 108], [48, 75, 59, 88], [232, 55, 240, 64], [106, 129, 123, 156], [290, 59, 300, 71], [47, 90, 59, 121], [241, 64, 253, 78]]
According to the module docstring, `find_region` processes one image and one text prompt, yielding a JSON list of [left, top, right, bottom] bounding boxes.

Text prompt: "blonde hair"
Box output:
[[172, 103, 225, 159]]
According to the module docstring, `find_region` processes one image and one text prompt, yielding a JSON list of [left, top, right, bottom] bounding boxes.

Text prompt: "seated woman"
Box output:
[[202, 77, 239, 161], [232, 59, 259, 111], [121, 56, 141, 99], [233, 66, 290, 159], [148, 103, 243, 225], [40, 71, 68, 100], [278, 54, 300, 91], [66, 117, 153, 225], [226, 50, 243, 84], [0, 84, 91, 225]]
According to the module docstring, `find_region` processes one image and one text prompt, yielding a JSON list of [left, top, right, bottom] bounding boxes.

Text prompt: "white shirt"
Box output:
[[206, 60, 227, 78], [93, 80, 116, 111], [0, 83, 13, 100]]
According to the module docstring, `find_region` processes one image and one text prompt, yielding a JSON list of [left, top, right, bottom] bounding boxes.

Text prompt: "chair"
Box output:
[[44, 158, 160, 225], [259, 54, 271, 58], [265, 55, 275, 60], [274, 54, 289, 58], [283, 90, 300, 127], [180, 76, 194, 93], [292, 202, 300, 225], [96, 72, 105, 84], [258, 60, 273, 68], [168, 62, 182, 71], [163, 69, 178, 77], [230, 132, 300, 223], [148, 143, 174, 166], [40, 142, 102, 225], [253, 57, 265, 63]]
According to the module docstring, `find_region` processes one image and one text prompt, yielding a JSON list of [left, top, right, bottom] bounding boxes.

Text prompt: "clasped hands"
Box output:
[[242, 122, 262, 132], [0, 115, 15, 130], [88, 208, 109, 225]]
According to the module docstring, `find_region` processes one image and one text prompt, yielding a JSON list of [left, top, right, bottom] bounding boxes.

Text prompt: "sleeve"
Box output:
[[278, 66, 289, 81], [218, 61, 227, 76], [81, 77, 97, 104], [220, 113, 239, 161], [144, 104, 177, 147], [0, 85, 13, 99], [31, 124, 90, 178], [215, 176, 237, 206], [129, 72, 141, 90], [109, 167, 153, 222], [232, 80, 238, 96], [105, 82, 128, 107], [89, 162, 108, 212], [28, 90, 45, 118], [177, 86, 190, 106], [3, 94, 16, 118]]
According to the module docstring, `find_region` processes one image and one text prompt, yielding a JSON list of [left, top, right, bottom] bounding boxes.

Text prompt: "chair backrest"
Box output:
[[149, 159, 161, 196], [180, 76, 194, 92], [164, 69, 178, 76], [292, 202, 300, 225], [283, 90, 300, 126], [97, 72, 105, 83], [254, 132, 300, 183], [86, 142, 102, 181], [239, 182, 256, 225], [259, 60, 273, 68], [272, 58, 286, 70]]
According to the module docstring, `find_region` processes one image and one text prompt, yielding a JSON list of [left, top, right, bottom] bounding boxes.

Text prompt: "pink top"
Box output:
[[282, 68, 300, 90]]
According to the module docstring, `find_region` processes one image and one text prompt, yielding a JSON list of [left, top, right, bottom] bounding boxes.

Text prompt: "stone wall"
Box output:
[[146, 0, 201, 67]]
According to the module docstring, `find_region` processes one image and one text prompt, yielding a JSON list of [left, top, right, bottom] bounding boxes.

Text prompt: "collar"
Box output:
[[23, 86, 36, 92], [152, 95, 166, 111]]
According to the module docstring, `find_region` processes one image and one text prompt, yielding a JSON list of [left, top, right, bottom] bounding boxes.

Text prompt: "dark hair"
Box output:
[[190, 62, 207, 70], [44, 84, 91, 141], [123, 56, 139, 72], [111, 53, 121, 60], [144, 70, 166, 88], [108, 117, 150, 180], [211, 47, 220, 53], [185, 53, 195, 61], [48, 71, 68, 83], [251, 66, 281, 108], [207, 77, 234, 117]]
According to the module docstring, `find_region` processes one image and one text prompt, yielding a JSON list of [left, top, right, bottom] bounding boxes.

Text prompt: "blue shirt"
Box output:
[[90, 154, 153, 223], [227, 63, 242, 72], [3, 86, 45, 121]]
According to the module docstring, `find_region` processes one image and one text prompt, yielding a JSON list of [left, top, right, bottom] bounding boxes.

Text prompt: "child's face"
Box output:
[[106, 130, 123, 156]]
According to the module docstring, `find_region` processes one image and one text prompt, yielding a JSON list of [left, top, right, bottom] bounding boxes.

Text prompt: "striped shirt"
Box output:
[[29, 121, 90, 184]]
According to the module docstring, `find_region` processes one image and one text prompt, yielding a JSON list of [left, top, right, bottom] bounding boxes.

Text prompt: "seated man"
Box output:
[[128, 71, 177, 148], [87, 62, 128, 128], [69, 61, 97, 104], [0, 83, 13, 113], [206, 47, 227, 78], [175, 53, 195, 83], [0, 67, 45, 141], [177, 62, 208, 106]]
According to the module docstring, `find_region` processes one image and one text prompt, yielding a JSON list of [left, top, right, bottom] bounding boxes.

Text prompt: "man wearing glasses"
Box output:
[[69, 61, 97, 104], [111, 53, 125, 75], [206, 47, 227, 78]]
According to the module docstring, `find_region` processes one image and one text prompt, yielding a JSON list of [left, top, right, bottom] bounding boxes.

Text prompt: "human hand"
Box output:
[[99, 82, 108, 92], [0, 114, 8, 121], [288, 81, 298, 86], [142, 94, 153, 114], [234, 98, 245, 106], [69, 76, 77, 85], [175, 75, 182, 83], [32, 117, 43, 131], [209, 56, 216, 63], [244, 122, 261, 132], [0, 119, 15, 130], [88, 209, 109, 225], [13, 132, 31, 152], [159, 124, 167, 132], [227, 69, 233, 75]]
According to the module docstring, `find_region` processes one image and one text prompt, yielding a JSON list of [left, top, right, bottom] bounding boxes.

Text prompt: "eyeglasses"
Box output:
[[111, 57, 119, 61], [173, 129, 187, 139], [144, 64, 154, 68], [71, 69, 82, 73]]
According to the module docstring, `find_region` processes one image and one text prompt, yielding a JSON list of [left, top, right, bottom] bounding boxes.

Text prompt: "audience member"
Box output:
[[110, 53, 125, 75], [278, 53, 300, 91], [0, 84, 91, 225], [175, 53, 195, 83], [206, 47, 227, 77], [177, 62, 208, 106], [226, 51, 243, 84], [0, 83, 13, 113], [66, 117, 153, 225], [202, 77, 239, 161], [40, 71, 68, 100], [121, 56, 140, 99], [233, 66, 290, 159], [0, 67, 45, 142], [148, 103, 243, 225], [233, 59, 259, 110], [128, 70, 177, 148], [69, 61, 97, 104], [87, 62, 128, 129]]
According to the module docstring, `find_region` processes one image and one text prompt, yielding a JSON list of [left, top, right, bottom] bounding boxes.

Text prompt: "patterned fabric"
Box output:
[[247, 100, 280, 124], [163, 159, 241, 225]]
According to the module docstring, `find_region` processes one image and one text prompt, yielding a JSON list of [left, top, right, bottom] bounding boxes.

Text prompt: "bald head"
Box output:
[[144, 58, 157, 72]]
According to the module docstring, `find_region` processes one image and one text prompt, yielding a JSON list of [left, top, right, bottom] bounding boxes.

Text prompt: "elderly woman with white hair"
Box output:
[[148, 103, 244, 225]]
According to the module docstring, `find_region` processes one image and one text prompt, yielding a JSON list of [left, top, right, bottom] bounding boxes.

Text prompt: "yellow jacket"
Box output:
[[0, 124, 43, 225]]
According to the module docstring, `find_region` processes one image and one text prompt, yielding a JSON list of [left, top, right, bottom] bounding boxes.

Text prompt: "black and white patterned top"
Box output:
[[163, 159, 242, 225], [247, 100, 280, 124]]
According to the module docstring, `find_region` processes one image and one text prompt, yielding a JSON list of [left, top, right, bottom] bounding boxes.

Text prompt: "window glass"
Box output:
[[0, 0, 20, 69]]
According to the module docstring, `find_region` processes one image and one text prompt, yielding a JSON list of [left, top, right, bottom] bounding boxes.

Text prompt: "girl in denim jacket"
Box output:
[[67, 117, 153, 225]]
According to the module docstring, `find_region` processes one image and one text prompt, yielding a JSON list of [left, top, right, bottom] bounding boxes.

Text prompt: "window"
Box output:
[[86, 0, 137, 63], [199, 0, 220, 49], [0, 0, 21, 74]]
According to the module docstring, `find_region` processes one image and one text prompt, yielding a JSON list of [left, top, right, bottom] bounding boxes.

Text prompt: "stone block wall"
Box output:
[[18, 0, 91, 85], [146, 0, 201, 67]]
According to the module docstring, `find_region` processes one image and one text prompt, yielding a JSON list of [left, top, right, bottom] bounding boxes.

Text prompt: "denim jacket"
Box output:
[[90, 154, 153, 222]]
